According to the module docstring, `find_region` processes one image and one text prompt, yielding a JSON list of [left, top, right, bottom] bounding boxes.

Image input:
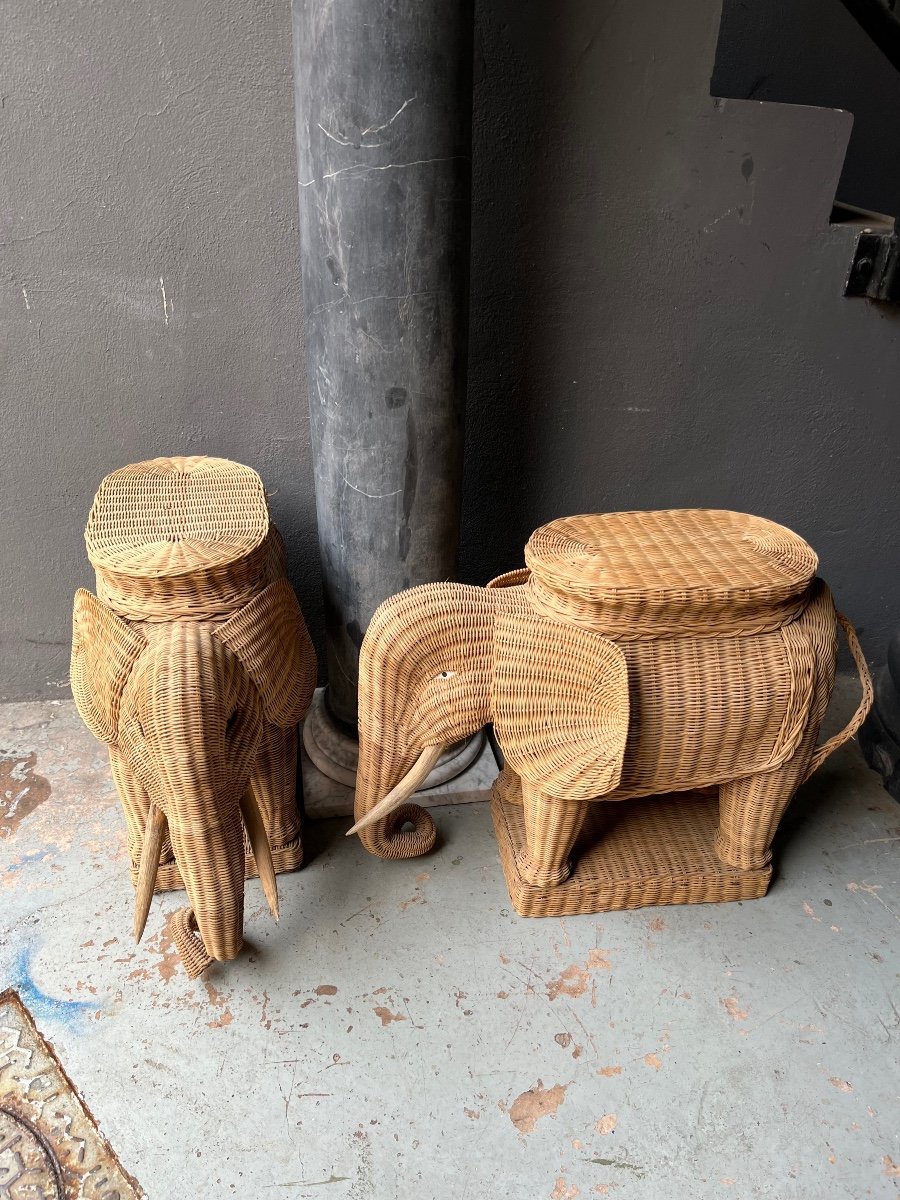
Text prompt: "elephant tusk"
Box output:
[[240, 791, 279, 922], [346, 744, 444, 836], [133, 803, 167, 944]]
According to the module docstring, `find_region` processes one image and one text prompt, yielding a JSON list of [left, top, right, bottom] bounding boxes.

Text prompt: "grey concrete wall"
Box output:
[[2, 0, 898, 700], [460, 0, 900, 663], [0, 0, 320, 700]]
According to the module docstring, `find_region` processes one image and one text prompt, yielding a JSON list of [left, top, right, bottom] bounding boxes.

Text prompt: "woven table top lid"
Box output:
[[85, 456, 270, 579], [523, 510, 818, 637]]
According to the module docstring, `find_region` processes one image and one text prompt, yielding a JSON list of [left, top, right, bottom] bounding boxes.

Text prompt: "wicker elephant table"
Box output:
[[349, 510, 872, 916], [70, 457, 316, 975]]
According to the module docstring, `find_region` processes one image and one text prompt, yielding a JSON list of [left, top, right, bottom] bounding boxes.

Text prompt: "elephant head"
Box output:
[[348, 581, 629, 858], [71, 579, 315, 967]]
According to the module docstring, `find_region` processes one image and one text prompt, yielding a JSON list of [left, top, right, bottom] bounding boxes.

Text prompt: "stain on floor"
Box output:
[[0, 694, 897, 1199], [0, 751, 51, 838], [504, 1080, 569, 1134]]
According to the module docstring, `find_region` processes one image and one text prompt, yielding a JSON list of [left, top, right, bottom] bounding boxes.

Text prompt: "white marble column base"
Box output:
[[300, 722, 501, 820]]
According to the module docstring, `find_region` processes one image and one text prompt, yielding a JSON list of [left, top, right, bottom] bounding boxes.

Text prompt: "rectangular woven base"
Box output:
[[491, 778, 771, 917]]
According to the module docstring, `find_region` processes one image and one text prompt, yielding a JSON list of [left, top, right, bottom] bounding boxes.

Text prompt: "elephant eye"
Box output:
[[436, 671, 455, 680]]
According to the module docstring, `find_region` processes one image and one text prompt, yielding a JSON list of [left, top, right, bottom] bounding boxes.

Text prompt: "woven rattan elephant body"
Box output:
[[349, 511, 871, 896], [72, 574, 315, 974], [70, 457, 316, 976]]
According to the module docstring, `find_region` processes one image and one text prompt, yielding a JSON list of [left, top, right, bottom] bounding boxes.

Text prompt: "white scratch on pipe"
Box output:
[[339, 472, 401, 500], [159, 276, 173, 326], [299, 156, 460, 188], [21, 286, 30, 311], [317, 123, 354, 146], [622, 406, 654, 412], [310, 288, 436, 317], [361, 94, 417, 136], [317, 123, 384, 149]]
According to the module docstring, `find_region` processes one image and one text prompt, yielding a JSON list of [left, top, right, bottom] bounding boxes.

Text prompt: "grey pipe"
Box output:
[[292, 0, 474, 727]]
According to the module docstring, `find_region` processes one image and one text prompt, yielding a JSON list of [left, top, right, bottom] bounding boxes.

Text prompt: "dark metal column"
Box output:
[[292, 0, 473, 736]]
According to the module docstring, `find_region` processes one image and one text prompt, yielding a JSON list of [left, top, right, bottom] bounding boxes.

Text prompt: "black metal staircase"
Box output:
[[839, 0, 900, 73]]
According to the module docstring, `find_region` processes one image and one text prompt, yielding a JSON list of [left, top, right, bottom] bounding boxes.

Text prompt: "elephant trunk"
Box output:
[[126, 624, 266, 967], [349, 582, 503, 859], [348, 743, 443, 837], [168, 801, 247, 961], [352, 733, 437, 859], [134, 788, 277, 974]]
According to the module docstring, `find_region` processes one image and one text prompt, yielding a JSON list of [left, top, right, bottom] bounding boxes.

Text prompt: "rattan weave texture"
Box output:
[[86, 456, 276, 622], [71, 456, 315, 977], [492, 772, 771, 916], [525, 509, 818, 638], [352, 509, 872, 917]]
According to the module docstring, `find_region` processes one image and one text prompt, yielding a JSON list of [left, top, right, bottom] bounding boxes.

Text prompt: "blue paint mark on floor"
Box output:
[[6, 847, 56, 872], [6, 943, 97, 1025]]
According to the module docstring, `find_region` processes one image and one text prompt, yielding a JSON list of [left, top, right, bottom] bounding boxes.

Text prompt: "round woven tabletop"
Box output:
[[85, 456, 270, 579], [524, 510, 818, 637]]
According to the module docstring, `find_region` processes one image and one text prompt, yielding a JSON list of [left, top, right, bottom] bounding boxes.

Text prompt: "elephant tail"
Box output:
[[803, 613, 874, 782]]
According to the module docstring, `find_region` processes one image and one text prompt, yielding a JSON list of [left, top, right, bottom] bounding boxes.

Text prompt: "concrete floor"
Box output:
[[1, 691, 898, 1199]]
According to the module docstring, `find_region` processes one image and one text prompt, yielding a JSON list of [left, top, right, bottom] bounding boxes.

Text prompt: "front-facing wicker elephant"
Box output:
[[70, 457, 316, 976], [72, 579, 315, 973], [348, 511, 872, 907]]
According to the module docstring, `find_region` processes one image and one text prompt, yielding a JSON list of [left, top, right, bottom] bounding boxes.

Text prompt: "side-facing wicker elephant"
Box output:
[[71, 578, 316, 975], [348, 574, 871, 890]]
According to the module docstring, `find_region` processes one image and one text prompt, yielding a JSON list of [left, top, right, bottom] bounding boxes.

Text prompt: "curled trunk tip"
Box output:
[[356, 802, 437, 860], [348, 744, 443, 836]]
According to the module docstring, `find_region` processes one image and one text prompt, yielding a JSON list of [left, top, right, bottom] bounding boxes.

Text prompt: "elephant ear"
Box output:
[[213, 578, 316, 728], [493, 609, 629, 800], [71, 589, 146, 744]]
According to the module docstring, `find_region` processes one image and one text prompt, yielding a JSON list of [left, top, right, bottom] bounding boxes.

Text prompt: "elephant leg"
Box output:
[[516, 781, 589, 887], [715, 723, 822, 871], [245, 722, 302, 872], [493, 764, 523, 805], [715, 638, 838, 872]]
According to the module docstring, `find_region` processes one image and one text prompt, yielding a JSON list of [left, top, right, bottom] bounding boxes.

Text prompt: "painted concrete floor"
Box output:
[[1, 694, 898, 1200]]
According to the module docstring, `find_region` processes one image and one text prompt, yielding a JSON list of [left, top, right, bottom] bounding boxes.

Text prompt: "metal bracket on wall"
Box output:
[[844, 231, 900, 300]]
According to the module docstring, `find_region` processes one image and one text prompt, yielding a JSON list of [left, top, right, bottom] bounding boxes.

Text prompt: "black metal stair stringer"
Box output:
[[839, 0, 900, 74]]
